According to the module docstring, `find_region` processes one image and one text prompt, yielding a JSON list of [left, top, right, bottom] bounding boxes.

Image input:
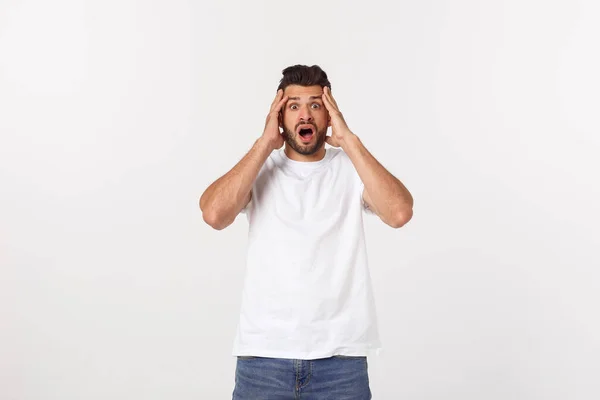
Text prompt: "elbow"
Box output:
[[389, 208, 413, 229], [199, 194, 227, 230], [200, 194, 236, 230], [202, 210, 230, 230]]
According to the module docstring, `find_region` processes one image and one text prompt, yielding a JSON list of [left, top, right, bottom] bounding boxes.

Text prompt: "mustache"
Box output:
[[295, 121, 317, 130]]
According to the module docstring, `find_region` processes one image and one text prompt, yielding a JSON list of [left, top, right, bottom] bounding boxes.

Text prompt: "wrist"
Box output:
[[339, 131, 359, 149], [256, 135, 276, 152]]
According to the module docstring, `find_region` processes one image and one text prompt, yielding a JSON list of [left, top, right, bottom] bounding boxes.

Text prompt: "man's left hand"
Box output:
[[322, 86, 355, 148]]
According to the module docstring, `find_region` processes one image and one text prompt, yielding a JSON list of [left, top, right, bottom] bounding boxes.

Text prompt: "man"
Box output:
[[200, 65, 413, 399]]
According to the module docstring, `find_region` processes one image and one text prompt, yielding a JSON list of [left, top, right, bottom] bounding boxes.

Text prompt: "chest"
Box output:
[[253, 166, 359, 222]]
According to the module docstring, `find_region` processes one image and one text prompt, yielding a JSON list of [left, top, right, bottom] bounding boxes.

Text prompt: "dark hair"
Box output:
[[277, 64, 331, 92]]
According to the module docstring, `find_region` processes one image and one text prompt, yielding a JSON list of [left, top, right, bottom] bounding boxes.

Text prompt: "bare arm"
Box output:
[[342, 134, 413, 228], [321, 86, 413, 228], [199, 89, 289, 230], [199, 138, 272, 230]]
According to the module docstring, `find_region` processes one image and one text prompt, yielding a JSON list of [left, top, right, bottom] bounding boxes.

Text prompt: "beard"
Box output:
[[281, 122, 328, 156]]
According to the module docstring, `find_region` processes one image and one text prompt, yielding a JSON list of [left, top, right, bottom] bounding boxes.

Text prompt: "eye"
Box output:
[[290, 104, 298, 110], [311, 103, 320, 109]]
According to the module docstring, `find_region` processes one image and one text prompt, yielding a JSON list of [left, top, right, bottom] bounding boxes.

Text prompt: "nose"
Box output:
[[298, 104, 313, 123]]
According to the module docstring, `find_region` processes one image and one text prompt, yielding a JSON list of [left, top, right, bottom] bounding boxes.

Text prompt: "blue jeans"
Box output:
[[232, 355, 372, 399]]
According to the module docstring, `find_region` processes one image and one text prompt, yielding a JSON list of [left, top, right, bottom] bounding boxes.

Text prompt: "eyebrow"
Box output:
[[287, 96, 323, 101]]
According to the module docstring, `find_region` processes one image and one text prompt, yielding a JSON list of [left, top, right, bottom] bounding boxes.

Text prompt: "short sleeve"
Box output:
[[341, 149, 375, 215]]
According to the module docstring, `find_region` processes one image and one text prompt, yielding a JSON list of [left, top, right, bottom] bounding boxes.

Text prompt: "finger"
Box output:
[[270, 89, 283, 111], [321, 90, 332, 109], [324, 86, 339, 110], [322, 88, 337, 112], [325, 86, 339, 109], [321, 90, 338, 113], [273, 95, 289, 114]]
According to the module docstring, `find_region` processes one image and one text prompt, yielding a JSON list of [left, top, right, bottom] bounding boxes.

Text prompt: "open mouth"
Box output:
[[296, 125, 315, 143]]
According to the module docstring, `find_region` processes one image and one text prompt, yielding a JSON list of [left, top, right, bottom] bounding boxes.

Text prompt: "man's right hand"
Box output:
[[261, 89, 288, 151]]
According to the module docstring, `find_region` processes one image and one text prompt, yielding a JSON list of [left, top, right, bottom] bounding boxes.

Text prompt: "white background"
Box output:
[[1, 0, 599, 398]]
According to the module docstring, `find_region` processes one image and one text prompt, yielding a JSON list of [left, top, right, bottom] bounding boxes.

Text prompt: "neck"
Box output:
[[284, 144, 326, 162]]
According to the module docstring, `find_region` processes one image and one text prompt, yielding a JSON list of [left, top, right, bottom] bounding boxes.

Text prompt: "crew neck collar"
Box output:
[[280, 147, 331, 166]]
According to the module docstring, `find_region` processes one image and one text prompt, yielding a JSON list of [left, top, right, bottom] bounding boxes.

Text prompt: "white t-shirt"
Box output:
[[232, 147, 382, 360]]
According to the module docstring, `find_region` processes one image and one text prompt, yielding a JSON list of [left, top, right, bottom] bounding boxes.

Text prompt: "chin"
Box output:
[[293, 139, 322, 155]]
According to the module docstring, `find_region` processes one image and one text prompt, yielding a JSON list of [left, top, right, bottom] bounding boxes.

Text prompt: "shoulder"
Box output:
[[326, 147, 349, 165], [258, 149, 281, 175], [328, 148, 355, 172], [332, 148, 364, 187]]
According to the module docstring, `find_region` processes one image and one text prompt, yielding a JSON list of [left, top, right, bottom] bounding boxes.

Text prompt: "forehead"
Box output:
[[283, 84, 324, 99]]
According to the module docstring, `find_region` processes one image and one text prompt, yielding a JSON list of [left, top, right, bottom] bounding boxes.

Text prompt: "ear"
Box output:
[[327, 116, 332, 127]]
